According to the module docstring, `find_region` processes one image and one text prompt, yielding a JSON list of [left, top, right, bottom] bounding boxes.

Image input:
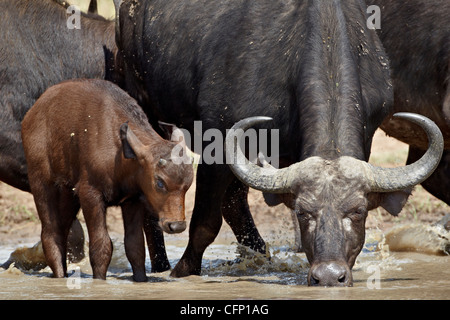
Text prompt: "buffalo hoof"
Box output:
[[170, 259, 201, 278], [151, 260, 171, 273], [133, 273, 148, 282]]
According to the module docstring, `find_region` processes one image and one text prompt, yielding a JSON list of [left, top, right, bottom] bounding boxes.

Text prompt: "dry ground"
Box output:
[[0, 130, 448, 246]]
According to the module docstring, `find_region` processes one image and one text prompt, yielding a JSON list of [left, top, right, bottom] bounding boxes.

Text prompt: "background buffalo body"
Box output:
[[0, 0, 119, 192], [371, 0, 450, 204]]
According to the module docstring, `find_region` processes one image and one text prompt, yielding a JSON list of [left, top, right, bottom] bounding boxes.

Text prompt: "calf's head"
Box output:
[[120, 122, 193, 234], [226, 113, 443, 286]]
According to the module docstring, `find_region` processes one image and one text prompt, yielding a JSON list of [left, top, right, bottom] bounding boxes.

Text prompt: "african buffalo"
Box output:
[[226, 113, 442, 285], [22, 79, 193, 281], [369, 0, 450, 206], [0, 0, 120, 192], [116, 0, 443, 286]]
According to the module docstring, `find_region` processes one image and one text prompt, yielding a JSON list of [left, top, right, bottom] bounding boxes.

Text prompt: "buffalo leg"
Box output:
[[79, 186, 112, 280], [171, 163, 232, 277], [221, 178, 266, 253], [33, 185, 79, 278], [144, 213, 171, 273], [407, 147, 450, 204], [121, 200, 147, 282], [67, 218, 85, 263]]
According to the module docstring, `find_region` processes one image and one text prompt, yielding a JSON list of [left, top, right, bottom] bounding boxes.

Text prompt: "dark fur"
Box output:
[[22, 79, 193, 281], [0, 0, 120, 191], [118, 0, 393, 284], [370, 0, 450, 208]]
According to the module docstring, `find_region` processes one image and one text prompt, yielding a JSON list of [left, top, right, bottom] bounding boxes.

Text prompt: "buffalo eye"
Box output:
[[296, 210, 314, 222], [348, 207, 367, 220], [155, 178, 167, 191]]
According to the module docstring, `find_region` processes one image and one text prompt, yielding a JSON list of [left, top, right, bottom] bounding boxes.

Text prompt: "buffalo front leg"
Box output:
[[121, 200, 147, 282], [221, 178, 266, 254], [79, 186, 112, 280], [144, 213, 171, 273], [171, 163, 232, 277]]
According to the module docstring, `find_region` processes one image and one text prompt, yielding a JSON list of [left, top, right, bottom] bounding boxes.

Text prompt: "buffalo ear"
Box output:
[[262, 192, 296, 209], [120, 122, 144, 160], [158, 121, 177, 140], [263, 192, 283, 207], [158, 121, 186, 144], [158, 120, 188, 152], [368, 188, 412, 216]]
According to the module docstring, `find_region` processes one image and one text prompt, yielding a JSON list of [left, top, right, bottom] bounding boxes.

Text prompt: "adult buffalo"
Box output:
[[369, 0, 450, 206], [0, 0, 120, 192], [116, 0, 443, 286]]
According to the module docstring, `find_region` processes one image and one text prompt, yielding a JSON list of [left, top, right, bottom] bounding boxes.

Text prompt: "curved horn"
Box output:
[[225, 117, 295, 193], [365, 112, 444, 192]]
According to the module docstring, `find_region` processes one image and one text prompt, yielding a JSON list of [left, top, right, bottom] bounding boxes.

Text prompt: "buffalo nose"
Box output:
[[309, 262, 352, 287], [166, 221, 186, 233]]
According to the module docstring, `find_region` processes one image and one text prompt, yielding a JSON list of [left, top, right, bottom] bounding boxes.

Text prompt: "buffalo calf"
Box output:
[[22, 79, 193, 281]]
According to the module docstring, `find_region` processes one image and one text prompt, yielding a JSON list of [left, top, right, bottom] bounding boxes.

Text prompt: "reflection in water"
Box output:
[[0, 226, 449, 300]]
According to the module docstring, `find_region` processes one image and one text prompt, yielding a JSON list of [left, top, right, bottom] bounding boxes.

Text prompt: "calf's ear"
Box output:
[[158, 121, 187, 146], [158, 121, 177, 140], [120, 122, 145, 160]]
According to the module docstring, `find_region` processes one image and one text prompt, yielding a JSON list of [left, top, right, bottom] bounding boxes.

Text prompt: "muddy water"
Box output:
[[0, 228, 449, 300]]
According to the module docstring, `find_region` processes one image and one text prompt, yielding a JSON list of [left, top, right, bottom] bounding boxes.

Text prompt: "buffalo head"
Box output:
[[225, 113, 443, 286]]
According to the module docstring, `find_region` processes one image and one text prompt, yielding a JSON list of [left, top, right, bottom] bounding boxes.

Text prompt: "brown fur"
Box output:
[[21, 79, 193, 281]]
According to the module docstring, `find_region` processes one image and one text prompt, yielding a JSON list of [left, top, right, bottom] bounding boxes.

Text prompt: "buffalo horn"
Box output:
[[364, 112, 444, 192], [225, 117, 297, 193], [225, 113, 444, 195]]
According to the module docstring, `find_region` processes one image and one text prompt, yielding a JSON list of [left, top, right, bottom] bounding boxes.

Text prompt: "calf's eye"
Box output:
[[156, 179, 166, 191]]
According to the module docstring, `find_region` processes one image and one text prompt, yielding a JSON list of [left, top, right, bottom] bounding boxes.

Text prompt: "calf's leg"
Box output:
[[121, 200, 147, 282], [32, 184, 79, 278], [79, 186, 112, 280]]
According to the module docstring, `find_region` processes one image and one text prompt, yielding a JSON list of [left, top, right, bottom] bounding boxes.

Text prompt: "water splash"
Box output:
[[355, 231, 410, 273], [0, 242, 46, 271], [385, 223, 449, 255], [201, 242, 310, 284]]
